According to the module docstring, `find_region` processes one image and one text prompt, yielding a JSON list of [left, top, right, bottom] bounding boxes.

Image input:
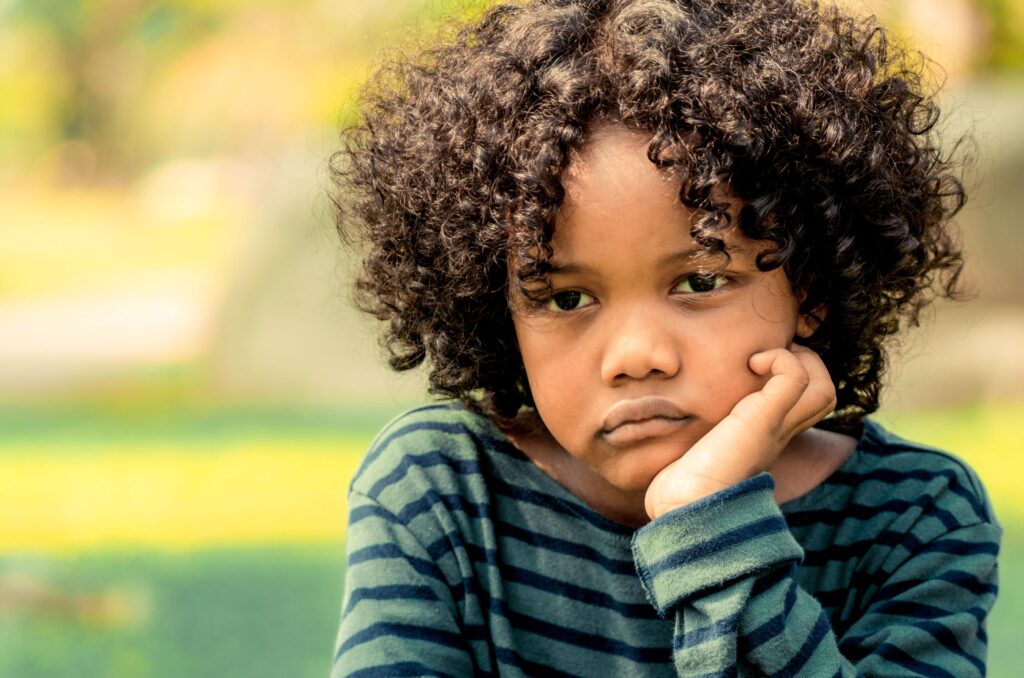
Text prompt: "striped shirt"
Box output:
[[331, 403, 1000, 677]]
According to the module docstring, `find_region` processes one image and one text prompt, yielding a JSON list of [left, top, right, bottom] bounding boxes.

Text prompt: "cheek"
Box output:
[[515, 323, 575, 408], [750, 271, 802, 335], [692, 319, 785, 415], [527, 359, 583, 424], [709, 288, 798, 357], [514, 312, 597, 383], [705, 347, 760, 399]]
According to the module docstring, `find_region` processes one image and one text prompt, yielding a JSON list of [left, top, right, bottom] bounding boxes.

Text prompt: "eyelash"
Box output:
[[543, 273, 730, 313], [673, 272, 730, 294]]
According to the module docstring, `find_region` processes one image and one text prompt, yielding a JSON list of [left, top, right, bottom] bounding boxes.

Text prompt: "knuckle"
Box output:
[[791, 368, 811, 390]]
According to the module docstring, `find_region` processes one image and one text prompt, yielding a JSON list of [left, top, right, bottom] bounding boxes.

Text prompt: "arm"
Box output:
[[832, 520, 999, 676], [638, 346, 999, 675], [331, 490, 473, 678], [633, 473, 1000, 677]]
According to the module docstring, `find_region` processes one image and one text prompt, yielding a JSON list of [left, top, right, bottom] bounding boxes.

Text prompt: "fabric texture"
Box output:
[[331, 403, 1001, 677]]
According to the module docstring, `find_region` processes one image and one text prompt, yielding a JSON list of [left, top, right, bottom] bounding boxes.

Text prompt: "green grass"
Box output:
[[0, 404, 407, 447], [0, 545, 346, 678]]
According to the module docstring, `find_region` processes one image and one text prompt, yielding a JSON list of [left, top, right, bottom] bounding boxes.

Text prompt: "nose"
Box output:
[[599, 308, 682, 385]]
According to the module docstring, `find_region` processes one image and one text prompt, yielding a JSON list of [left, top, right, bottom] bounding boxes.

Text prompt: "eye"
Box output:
[[675, 273, 728, 293], [547, 290, 595, 312]]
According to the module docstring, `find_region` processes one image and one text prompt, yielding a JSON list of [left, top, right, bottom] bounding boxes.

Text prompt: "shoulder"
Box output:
[[852, 420, 998, 529], [789, 419, 1001, 551], [348, 401, 511, 506]]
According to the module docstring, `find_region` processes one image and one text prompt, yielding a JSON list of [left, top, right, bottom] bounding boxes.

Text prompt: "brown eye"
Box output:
[[547, 290, 595, 312], [676, 273, 727, 293]]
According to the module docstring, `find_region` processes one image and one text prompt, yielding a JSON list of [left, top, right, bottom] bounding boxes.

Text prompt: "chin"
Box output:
[[605, 437, 696, 491], [597, 468, 652, 493]]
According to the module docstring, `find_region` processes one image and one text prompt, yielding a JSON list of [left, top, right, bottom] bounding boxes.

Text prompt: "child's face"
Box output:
[[511, 124, 814, 496]]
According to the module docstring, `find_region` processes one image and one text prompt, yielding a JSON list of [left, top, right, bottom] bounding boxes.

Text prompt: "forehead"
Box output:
[[561, 122, 741, 215], [555, 123, 748, 260], [561, 124, 668, 197]]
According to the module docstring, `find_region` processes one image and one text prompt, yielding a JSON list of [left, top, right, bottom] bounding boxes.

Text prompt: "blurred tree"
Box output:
[[3, 0, 231, 182], [977, 0, 1024, 69], [9, 0, 151, 181], [4, 0, 1019, 185]]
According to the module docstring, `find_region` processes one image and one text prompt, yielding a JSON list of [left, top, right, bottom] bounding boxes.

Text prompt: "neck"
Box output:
[[770, 426, 859, 504], [501, 413, 651, 527]]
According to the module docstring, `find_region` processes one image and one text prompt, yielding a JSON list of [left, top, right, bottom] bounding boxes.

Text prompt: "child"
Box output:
[[330, 0, 1001, 675]]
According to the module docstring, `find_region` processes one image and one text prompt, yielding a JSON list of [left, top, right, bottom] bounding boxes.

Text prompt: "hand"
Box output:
[[644, 345, 837, 519]]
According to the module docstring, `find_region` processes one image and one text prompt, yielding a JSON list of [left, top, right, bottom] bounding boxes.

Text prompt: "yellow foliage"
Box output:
[[0, 440, 363, 553], [0, 185, 236, 300]]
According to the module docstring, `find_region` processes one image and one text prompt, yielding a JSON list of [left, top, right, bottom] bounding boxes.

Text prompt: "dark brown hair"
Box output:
[[332, 0, 966, 432]]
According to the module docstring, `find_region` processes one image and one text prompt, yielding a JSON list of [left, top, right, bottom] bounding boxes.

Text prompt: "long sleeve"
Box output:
[[329, 403, 680, 678], [331, 490, 474, 677], [632, 473, 1000, 677]]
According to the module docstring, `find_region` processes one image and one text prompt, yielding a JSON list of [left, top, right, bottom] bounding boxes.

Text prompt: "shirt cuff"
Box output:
[[632, 473, 803, 616]]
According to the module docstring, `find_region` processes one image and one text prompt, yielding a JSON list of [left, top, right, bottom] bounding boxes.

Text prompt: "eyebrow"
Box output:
[[548, 242, 748, 275]]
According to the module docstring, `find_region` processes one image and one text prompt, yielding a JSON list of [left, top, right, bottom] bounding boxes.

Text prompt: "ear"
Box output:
[[796, 305, 826, 339]]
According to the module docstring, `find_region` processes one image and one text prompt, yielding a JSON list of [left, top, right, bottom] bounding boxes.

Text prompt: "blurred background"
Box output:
[[0, 0, 1021, 676]]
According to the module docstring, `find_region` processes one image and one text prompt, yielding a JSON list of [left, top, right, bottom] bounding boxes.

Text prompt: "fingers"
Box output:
[[643, 345, 837, 517], [741, 348, 809, 430], [745, 345, 836, 437], [787, 344, 837, 431]]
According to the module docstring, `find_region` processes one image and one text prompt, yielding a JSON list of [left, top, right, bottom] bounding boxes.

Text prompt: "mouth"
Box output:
[[600, 397, 691, 445]]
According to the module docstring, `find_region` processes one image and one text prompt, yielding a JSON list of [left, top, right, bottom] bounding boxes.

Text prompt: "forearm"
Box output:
[[633, 474, 997, 677]]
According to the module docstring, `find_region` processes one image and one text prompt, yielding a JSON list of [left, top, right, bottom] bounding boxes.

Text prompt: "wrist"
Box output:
[[646, 470, 756, 519]]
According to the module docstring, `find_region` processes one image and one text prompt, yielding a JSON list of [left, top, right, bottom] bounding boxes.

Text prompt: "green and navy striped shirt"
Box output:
[[332, 403, 1000, 677]]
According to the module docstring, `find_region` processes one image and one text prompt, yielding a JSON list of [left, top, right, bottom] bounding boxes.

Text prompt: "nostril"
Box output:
[[602, 344, 680, 384]]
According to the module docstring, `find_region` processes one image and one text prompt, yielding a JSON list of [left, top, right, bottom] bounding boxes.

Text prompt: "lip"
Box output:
[[601, 397, 690, 443]]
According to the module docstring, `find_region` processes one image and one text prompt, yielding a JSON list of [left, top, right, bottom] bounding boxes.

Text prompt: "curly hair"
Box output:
[[332, 0, 966, 432]]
